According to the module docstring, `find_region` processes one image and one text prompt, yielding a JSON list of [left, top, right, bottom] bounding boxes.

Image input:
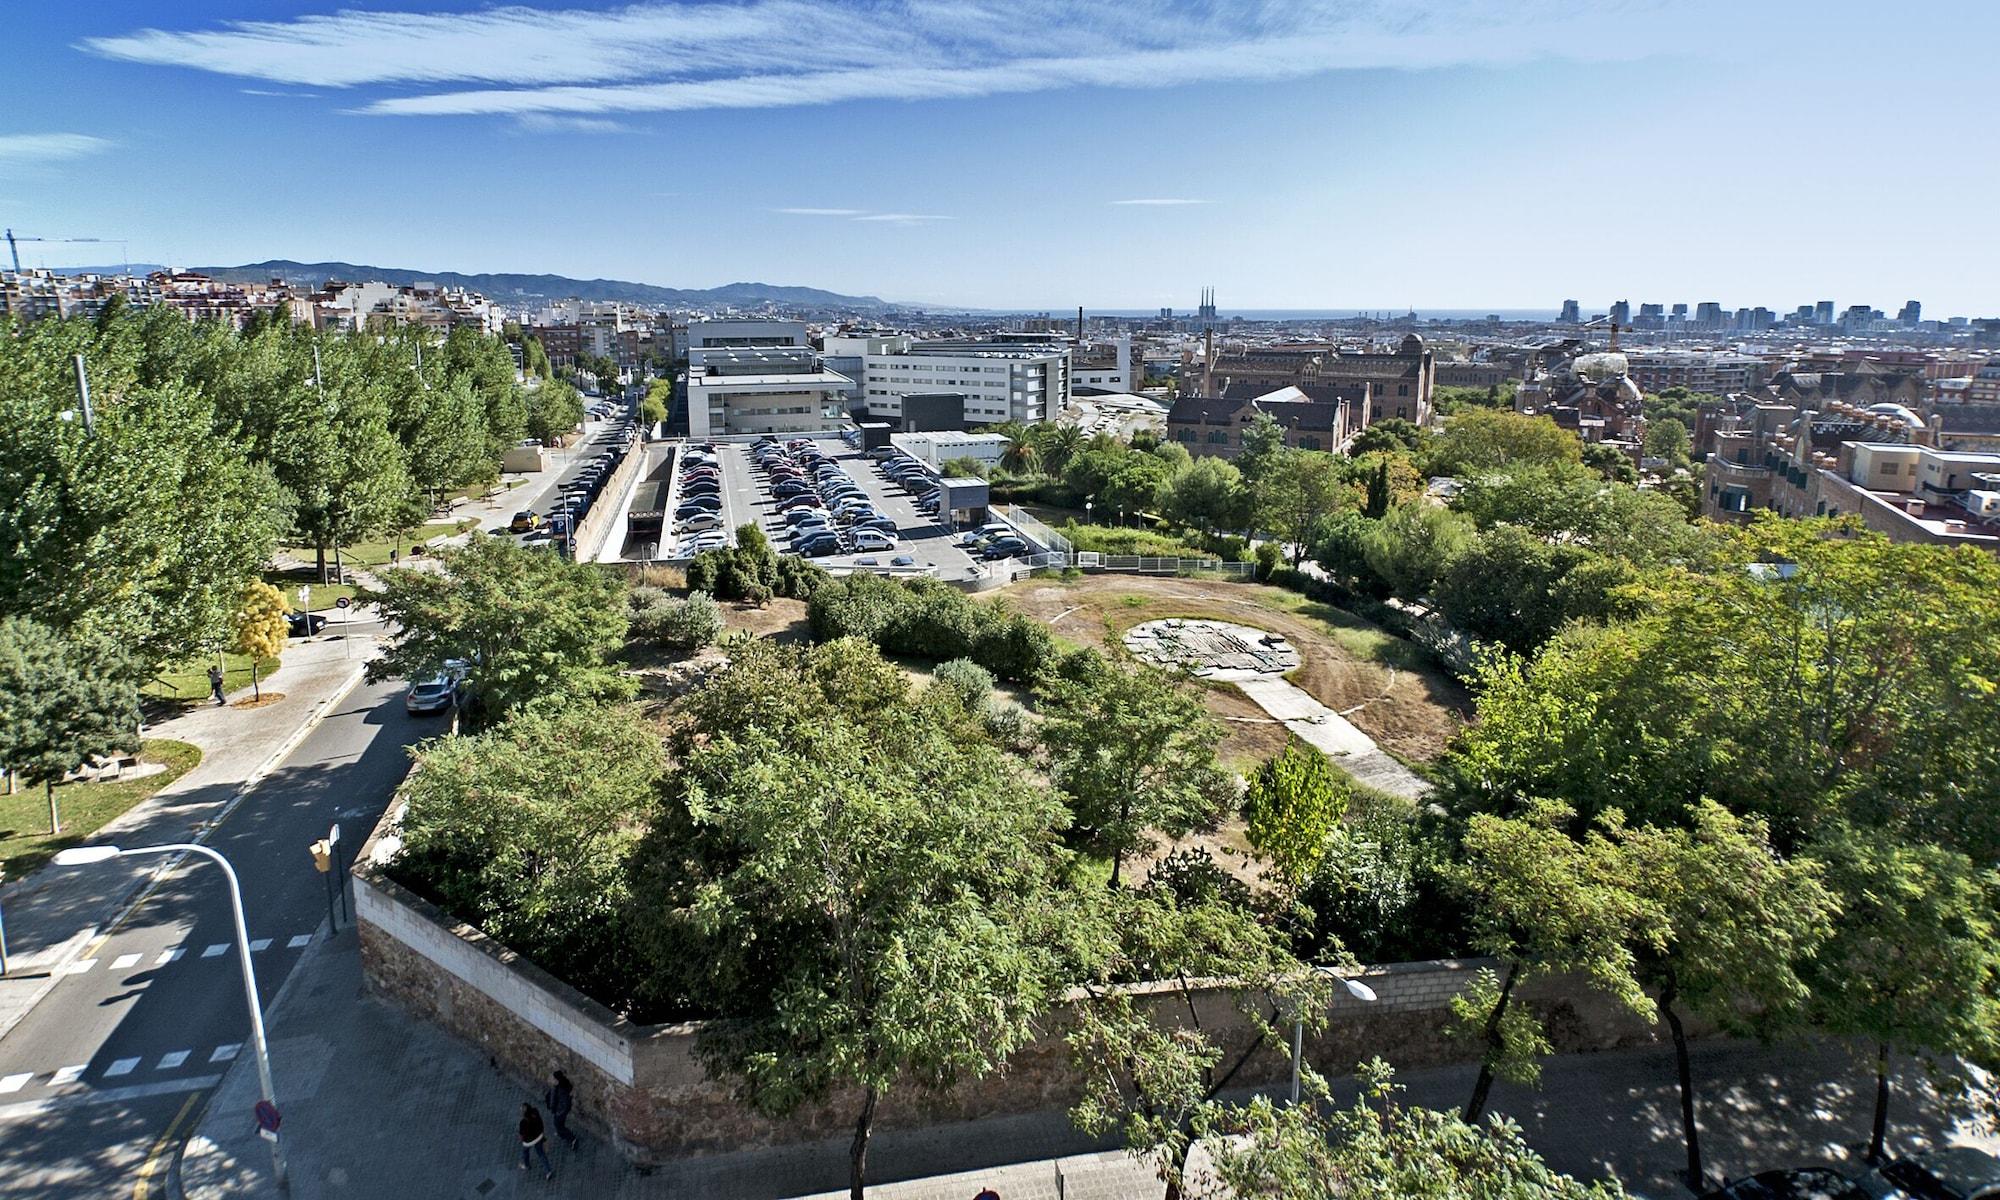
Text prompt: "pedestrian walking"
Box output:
[[389, 548, 400, 568], [545, 1070, 581, 1150], [207, 664, 226, 707], [517, 1103, 554, 1178], [975, 1189, 1001, 1200]]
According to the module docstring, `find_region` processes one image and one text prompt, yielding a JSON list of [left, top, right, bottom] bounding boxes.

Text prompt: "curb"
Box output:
[[0, 662, 368, 1047]]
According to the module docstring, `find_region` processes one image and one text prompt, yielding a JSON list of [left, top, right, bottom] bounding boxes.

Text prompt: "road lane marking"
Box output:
[[201, 943, 228, 958], [249, 938, 272, 952], [104, 1057, 141, 1077], [287, 934, 312, 949], [111, 953, 142, 970], [0, 1074, 219, 1124], [49, 1065, 85, 1085], [156, 1051, 189, 1070], [134, 1089, 204, 1200], [60, 958, 98, 975], [209, 1043, 240, 1063], [0, 1074, 29, 1093], [155, 949, 183, 965]]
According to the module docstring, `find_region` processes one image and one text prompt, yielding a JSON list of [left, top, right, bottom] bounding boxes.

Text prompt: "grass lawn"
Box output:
[[261, 570, 358, 612], [143, 653, 282, 702], [0, 740, 203, 876], [280, 517, 478, 569]]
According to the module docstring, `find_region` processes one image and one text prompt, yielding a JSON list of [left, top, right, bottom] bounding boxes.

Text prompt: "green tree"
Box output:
[[1235, 410, 1287, 483], [0, 618, 140, 835], [640, 378, 669, 427], [1363, 503, 1472, 598], [1065, 877, 1342, 1199], [1581, 441, 1637, 484], [1453, 461, 1706, 567], [365, 537, 632, 719], [0, 313, 284, 673], [1158, 455, 1246, 534], [1036, 651, 1233, 885], [1450, 801, 1663, 1123], [1244, 741, 1350, 888], [524, 379, 585, 446], [937, 455, 987, 479], [642, 640, 1073, 1200], [1427, 408, 1581, 477], [1035, 423, 1084, 475], [1258, 448, 1343, 563], [1616, 804, 1838, 1189], [1644, 417, 1692, 468], [1802, 834, 2000, 1164], [1312, 509, 1394, 598], [1432, 526, 1633, 654], [230, 580, 289, 701], [1197, 1060, 1628, 1199], [1363, 457, 1391, 518], [394, 702, 665, 1005], [1349, 417, 1427, 457]]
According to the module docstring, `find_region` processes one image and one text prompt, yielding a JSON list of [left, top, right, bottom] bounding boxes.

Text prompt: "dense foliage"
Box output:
[[807, 572, 1058, 682]]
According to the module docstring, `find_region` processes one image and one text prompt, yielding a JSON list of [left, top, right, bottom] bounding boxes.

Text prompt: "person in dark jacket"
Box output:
[[545, 1070, 580, 1150], [208, 664, 226, 706], [517, 1103, 553, 1178]]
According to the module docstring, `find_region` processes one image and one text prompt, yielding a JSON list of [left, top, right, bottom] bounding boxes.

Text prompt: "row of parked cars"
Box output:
[[757, 438, 906, 560], [672, 444, 728, 556], [872, 451, 1030, 561], [508, 418, 636, 548], [1697, 1146, 1998, 1200]]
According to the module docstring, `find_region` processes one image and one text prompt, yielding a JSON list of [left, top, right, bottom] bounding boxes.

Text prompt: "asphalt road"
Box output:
[[507, 420, 637, 550], [0, 677, 430, 1199]]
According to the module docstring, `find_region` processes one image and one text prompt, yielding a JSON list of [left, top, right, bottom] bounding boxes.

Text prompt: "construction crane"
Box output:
[[1577, 313, 1621, 351], [4, 229, 129, 274]]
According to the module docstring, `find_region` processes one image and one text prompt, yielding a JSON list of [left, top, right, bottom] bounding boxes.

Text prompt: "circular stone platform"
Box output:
[[1122, 619, 1300, 679]]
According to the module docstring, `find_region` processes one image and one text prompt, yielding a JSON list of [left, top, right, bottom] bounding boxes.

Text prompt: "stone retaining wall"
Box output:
[[356, 832, 1684, 1163]]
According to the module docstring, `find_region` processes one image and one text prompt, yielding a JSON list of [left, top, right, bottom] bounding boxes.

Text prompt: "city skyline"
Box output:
[[5, 1, 1998, 313]]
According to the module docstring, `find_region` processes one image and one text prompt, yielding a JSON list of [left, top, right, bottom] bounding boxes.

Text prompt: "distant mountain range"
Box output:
[[50, 259, 898, 312]]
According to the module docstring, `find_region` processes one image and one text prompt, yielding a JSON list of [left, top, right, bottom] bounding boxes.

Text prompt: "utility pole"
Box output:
[[71, 355, 96, 431]]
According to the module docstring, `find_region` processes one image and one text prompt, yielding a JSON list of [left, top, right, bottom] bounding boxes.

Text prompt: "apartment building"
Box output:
[[683, 319, 852, 439], [1621, 349, 1766, 396], [1204, 335, 1434, 425], [1701, 398, 2000, 550]]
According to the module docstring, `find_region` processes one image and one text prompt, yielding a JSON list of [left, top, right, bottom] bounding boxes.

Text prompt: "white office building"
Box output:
[[684, 320, 852, 438], [859, 339, 1069, 426]]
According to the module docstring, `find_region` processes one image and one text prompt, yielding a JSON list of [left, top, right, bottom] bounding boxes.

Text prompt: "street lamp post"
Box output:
[[56, 843, 288, 1187], [1291, 971, 1378, 1106]]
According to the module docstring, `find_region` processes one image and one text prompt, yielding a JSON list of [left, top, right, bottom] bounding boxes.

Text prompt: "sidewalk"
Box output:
[[0, 635, 373, 1042], [181, 920, 1998, 1200]]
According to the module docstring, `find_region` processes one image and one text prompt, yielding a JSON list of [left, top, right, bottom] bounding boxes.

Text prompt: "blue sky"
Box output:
[[4, 1, 1996, 314]]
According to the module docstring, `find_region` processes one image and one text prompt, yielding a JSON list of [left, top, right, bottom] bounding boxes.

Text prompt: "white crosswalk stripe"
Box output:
[[155, 948, 184, 966], [49, 1066, 85, 1086], [104, 1058, 140, 1078], [110, 953, 142, 970], [156, 1051, 189, 1070], [201, 943, 229, 958], [249, 938, 271, 952], [286, 934, 312, 949], [209, 1044, 240, 1063], [59, 959, 98, 975], [0, 1074, 30, 1094]]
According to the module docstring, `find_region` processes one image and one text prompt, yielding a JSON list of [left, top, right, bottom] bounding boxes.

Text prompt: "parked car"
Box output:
[[508, 510, 543, 533], [982, 538, 1027, 559], [890, 554, 916, 567], [851, 529, 899, 551], [1862, 1148, 2000, 1200], [677, 512, 723, 533], [404, 675, 456, 715], [286, 612, 327, 637]]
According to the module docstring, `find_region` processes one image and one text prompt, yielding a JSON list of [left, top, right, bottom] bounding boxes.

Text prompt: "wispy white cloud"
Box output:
[[79, 2, 1640, 122], [772, 207, 867, 216], [512, 113, 632, 133], [851, 213, 952, 224], [241, 88, 320, 98], [1110, 198, 1209, 206], [0, 133, 113, 166]]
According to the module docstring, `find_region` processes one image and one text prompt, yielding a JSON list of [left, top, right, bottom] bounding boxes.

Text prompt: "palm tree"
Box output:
[[1038, 425, 1084, 476]]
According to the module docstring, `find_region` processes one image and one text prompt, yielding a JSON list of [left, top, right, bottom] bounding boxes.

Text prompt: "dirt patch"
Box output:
[[231, 694, 287, 709], [719, 597, 810, 642], [989, 574, 1468, 764]]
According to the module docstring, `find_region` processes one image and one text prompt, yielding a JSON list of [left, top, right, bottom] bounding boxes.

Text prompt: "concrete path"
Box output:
[[1231, 676, 1432, 799], [180, 918, 1997, 1200], [0, 634, 374, 1043]]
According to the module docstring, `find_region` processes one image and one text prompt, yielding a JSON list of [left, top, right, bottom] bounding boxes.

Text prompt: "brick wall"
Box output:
[[356, 846, 1682, 1164]]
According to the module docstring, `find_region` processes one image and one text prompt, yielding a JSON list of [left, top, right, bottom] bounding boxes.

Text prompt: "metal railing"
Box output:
[[994, 504, 1072, 557]]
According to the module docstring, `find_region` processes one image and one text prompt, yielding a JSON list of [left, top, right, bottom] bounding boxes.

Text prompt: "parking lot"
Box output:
[[663, 434, 987, 577]]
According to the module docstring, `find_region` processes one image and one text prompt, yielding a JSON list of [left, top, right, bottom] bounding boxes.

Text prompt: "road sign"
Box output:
[[297, 585, 310, 606], [334, 596, 350, 610], [255, 1099, 281, 1132], [328, 823, 341, 845]]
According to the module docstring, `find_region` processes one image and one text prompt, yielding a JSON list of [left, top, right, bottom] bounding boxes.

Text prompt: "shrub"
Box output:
[[931, 658, 995, 713], [983, 703, 1032, 751], [629, 587, 723, 651], [806, 574, 1058, 682], [1254, 541, 1281, 581], [687, 529, 827, 602]]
